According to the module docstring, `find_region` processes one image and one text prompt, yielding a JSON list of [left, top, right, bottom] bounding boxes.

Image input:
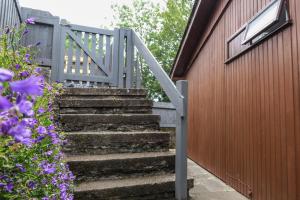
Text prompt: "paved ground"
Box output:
[[188, 159, 248, 200]]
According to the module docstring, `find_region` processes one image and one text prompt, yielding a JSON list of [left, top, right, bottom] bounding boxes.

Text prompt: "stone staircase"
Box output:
[[58, 88, 193, 200]]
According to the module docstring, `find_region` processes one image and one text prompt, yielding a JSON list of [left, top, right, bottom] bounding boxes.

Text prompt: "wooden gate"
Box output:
[[57, 23, 117, 86]]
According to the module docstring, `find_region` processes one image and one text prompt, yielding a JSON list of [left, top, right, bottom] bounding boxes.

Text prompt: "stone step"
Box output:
[[74, 174, 194, 200], [63, 131, 170, 155], [60, 114, 160, 132], [66, 152, 175, 183], [59, 99, 153, 114], [62, 88, 147, 100]]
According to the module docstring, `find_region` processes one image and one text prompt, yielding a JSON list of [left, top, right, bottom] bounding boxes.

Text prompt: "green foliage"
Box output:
[[0, 25, 74, 199], [112, 0, 194, 101]]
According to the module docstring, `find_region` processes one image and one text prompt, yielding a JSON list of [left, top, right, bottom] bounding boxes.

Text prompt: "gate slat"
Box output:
[[118, 29, 125, 88], [82, 32, 89, 75], [105, 35, 111, 74], [75, 31, 81, 74], [67, 36, 73, 74], [126, 30, 133, 88], [98, 34, 104, 66], [90, 33, 97, 77]]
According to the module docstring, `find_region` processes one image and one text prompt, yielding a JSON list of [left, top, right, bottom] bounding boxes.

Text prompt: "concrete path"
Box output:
[[188, 159, 248, 200]]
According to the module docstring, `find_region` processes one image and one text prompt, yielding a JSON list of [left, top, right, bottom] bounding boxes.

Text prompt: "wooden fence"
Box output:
[[0, 0, 22, 31], [2, 6, 189, 199]]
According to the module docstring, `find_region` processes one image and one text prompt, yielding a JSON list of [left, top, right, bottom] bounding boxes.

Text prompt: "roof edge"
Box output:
[[171, 0, 218, 79]]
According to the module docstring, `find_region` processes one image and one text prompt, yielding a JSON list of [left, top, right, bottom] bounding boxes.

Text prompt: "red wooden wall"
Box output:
[[185, 0, 300, 199]]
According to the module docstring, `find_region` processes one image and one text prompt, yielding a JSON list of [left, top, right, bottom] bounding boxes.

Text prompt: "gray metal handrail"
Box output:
[[131, 30, 188, 200], [132, 31, 185, 117]]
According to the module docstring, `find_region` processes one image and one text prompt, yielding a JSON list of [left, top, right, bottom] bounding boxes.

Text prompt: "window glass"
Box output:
[[243, 0, 281, 43]]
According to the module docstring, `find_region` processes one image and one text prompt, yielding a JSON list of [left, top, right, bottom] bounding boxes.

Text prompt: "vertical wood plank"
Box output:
[[75, 31, 82, 75], [82, 32, 89, 75], [59, 26, 67, 82], [112, 28, 120, 86], [105, 35, 111, 76], [98, 34, 104, 66], [90, 33, 97, 76], [126, 30, 133, 88], [118, 29, 125, 88], [67, 35, 73, 74], [50, 18, 61, 81]]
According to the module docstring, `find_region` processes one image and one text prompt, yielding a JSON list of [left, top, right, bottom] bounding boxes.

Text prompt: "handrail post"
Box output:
[[175, 80, 188, 200]]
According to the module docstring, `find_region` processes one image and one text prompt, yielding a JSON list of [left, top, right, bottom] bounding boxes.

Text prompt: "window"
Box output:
[[225, 0, 291, 63], [242, 0, 282, 44]]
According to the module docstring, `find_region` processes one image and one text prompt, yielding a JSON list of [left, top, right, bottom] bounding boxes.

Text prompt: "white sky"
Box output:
[[19, 0, 165, 29]]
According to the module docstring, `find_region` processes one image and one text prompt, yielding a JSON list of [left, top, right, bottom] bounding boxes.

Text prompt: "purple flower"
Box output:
[[8, 124, 32, 144], [42, 197, 49, 200], [16, 164, 26, 172], [25, 54, 31, 63], [38, 107, 45, 114], [35, 67, 42, 74], [28, 181, 36, 189], [0, 96, 12, 111], [45, 150, 53, 156], [21, 118, 37, 128], [10, 76, 44, 96], [0, 117, 18, 133], [40, 161, 56, 174], [5, 182, 13, 192], [37, 126, 47, 135], [18, 137, 33, 146], [18, 100, 34, 116], [25, 17, 35, 24], [48, 125, 55, 131], [15, 64, 21, 70], [0, 68, 14, 82], [20, 71, 30, 77], [23, 29, 29, 35]]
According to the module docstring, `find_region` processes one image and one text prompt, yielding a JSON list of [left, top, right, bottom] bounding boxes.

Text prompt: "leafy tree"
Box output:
[[112, 0, 194, 101]]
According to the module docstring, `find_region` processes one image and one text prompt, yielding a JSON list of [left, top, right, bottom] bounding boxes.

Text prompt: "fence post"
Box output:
[[111, 28, 120, 87], [57, 23, 67, 82], [175, 80, 188, 200], [50, 18, 61, 82]]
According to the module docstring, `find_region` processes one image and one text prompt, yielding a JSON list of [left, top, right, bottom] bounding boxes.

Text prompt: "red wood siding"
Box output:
[[185, 0, 300, 199]]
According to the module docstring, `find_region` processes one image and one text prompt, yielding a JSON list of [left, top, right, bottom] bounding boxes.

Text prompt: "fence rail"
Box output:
[[0, 0, 22, 31]]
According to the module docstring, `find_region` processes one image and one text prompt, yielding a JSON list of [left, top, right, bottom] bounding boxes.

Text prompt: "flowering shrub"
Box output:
[[0, 20, 74, 199]]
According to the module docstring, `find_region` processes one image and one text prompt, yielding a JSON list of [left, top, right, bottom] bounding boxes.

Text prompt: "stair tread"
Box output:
[[66, 151, 175, 162], [63, 88, 147, 96], [60, 113, 159, 116], [60, 99, 152, 107], [75, 174, 192, 192], [66, 131, 170, 135]]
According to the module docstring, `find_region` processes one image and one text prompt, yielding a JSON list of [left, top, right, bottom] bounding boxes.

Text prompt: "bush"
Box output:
[[0, 19, 74, 199]]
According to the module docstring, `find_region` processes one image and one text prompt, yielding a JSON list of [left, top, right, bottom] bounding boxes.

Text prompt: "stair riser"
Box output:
[[74, 180, 194, 200], [59, 99, 153, 114], [60, 115, 160, 132], [63, 88, 147, 98], [60, 107, 152, 114], [63, 133, 170, 155], [68, 156, 175, 183]]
